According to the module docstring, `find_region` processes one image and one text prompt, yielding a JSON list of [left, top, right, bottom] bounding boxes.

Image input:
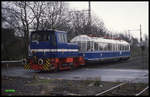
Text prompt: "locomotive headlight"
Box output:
[[32, 50, 35, 54], [38, 59, 43, 65], [22, 58, 27, 64]]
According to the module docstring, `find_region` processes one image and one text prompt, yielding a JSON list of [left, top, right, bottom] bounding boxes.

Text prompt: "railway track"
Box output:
[[95, 77, 149, 96]]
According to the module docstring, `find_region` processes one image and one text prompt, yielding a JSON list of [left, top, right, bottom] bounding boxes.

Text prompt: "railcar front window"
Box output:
[[81, 42, 87, 52]]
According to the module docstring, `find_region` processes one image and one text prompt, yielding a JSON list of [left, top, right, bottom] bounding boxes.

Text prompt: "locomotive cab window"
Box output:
[[31, 32, 50, 42], [50, 31, 56, 46], [31, 33, 41, 41], [57, 33, 67, 43]]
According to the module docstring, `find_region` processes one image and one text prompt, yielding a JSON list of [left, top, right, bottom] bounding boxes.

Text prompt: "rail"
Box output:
[[95, 77, 148, 96], [135, 86, 149, 96]]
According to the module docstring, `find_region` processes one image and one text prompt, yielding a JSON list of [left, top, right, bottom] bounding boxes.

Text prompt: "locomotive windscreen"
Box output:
[[31, 32, 50, 42], [30, 30, 56, 46]]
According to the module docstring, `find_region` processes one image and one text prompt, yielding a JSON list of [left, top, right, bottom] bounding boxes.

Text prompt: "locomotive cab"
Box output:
[[30, 30, 56, 50]]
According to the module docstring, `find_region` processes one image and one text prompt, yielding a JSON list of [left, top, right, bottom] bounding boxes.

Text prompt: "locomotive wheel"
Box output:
[[70, 63, 76, 70], [54, 64, 60, 72]]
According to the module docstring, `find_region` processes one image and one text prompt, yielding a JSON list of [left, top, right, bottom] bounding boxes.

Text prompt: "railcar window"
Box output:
[[111, 43, 114, 51], [126, 45, 128, 50], [80, 42, 87, 52], [115, 44, 117, 51], [98, 43, 103, 51], [120, 44, 122, 51], [112, 44, 114, 51], [124, 45, 126, 50], [117, 44, 119, 51], [114, 44, 116, 51], [87, 41, 94, 52], [87, 41, 91, 51], [103, 43, 108, 51], [128, 45, 130, 50], [94, 42, 98, 51], [108, 43, 111, 51], [91, 41, 94, 51], [122, 45, 124, 50], [118, 44, 120, 51], [120, 44, 122, 50], [117, 44, 118, 51]]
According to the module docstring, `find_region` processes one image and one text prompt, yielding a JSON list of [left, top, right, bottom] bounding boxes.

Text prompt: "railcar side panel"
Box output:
[[81, 51, 130, 61]]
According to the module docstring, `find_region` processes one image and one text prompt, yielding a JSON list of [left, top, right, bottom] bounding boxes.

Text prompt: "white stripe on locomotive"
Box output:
[[30, 49, 79, 52]]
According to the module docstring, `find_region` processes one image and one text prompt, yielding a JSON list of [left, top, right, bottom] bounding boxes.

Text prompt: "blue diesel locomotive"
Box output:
[[24, 30, 130, 71], [24, 30, 85, 71]]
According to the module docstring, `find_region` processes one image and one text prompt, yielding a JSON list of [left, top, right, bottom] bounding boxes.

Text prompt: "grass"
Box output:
[[26, 78, 53, 86]]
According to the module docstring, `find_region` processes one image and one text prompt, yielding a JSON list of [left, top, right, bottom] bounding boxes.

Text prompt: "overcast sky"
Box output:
[[67, 1, 148, 41]]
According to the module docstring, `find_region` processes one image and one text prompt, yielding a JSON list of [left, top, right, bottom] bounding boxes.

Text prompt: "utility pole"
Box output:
[[140, 24, 142, 45], [88, 1, 91, 34], [69, 2, 91, 34], [128, 30, 130, 39], [140, 24, 144, 64], [128, 24, 144, 66]]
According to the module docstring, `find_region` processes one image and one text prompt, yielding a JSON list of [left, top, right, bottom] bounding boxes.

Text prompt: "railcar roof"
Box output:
[[71, 35, 129, 45]]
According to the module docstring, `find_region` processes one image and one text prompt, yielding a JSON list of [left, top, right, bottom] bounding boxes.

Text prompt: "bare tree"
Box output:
[[41, 2, 69, 30], [14, 1, 32, 57], [67, 10, 107, 40], [27, 2, 46, 30], [2, 1, 70, 58], [2, 1, 36, 57]]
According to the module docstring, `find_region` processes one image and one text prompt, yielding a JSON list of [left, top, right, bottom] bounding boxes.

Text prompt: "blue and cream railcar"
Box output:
[[24, 30, 85, 71], [71, 35, 130, 62]]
